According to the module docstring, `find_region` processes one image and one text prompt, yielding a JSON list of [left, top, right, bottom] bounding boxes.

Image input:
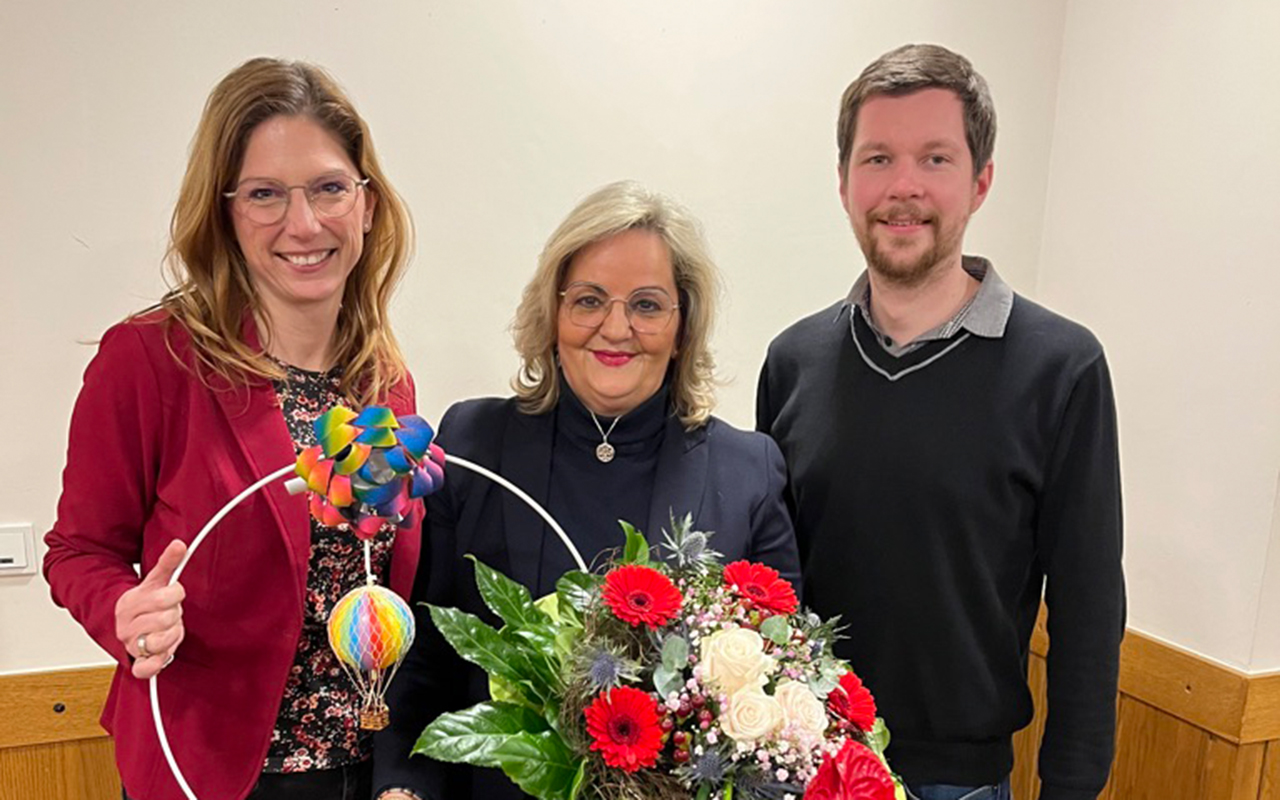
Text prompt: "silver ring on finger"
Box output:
[[137, 634, 151, 659]]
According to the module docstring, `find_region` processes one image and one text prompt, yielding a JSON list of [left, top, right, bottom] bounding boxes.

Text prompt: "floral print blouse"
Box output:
[[263, 363, 397, 773]]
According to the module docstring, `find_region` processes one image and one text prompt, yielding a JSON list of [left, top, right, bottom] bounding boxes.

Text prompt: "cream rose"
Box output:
[[699, 627, 774, 696], [775, 680, 828, 740], [720, 687, 783, 744]]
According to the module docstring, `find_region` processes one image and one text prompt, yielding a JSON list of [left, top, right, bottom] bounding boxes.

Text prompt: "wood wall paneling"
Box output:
[[1259, 741, 1280, 800], [3, 635, 1278, 800], [0, 737, 119, 800]]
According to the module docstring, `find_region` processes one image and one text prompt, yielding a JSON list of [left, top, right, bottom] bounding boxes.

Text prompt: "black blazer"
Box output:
[[374, 396, 800, 800]]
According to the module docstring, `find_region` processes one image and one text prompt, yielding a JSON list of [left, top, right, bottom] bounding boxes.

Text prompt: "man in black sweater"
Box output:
[[756, 44, 1124, 800]]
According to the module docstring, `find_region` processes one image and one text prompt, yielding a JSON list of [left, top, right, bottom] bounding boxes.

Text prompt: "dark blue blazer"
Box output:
[[374, 396, 800, 800]]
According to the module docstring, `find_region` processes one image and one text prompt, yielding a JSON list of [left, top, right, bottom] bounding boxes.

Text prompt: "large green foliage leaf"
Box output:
[[414, 701, 549, 767], [556, 571, 601, 614], [492, 730, 581, 800], [469, 555, 548, 629], [427, 605, 549, 705], [619, 521, 650, 565]]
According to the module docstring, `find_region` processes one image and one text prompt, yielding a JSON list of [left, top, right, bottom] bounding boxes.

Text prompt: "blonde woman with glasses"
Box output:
[[44, 57, 418, 800], [373, 181, 800, 800]]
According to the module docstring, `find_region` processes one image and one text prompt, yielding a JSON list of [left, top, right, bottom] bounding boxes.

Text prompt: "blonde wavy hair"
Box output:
[[157, 57, 412, 406], [511, 181, 721, 430]]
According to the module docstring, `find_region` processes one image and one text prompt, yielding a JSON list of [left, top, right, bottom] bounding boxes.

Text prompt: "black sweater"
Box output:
[[757, 296, 1124, 800]]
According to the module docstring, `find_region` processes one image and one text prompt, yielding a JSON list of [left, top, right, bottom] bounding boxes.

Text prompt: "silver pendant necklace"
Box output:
[[588, 410, 623, 463]]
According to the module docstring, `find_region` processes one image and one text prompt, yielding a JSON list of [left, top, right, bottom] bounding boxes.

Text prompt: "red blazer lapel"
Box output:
[[210, 316, 310, 600]]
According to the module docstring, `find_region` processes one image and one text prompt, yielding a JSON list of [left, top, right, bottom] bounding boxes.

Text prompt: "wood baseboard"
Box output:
[[0, 666, 115, 749], [1020, 608, 1280, 799]]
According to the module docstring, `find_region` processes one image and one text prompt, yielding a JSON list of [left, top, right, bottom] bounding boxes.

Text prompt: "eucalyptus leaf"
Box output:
[[414, 701, 549, 767], [760, 615, 791, 645], [661, 635, 689, 671], [811, 673, 839, 699], [469, 555, 547, 629], [492, 730, 580, 800], [620, 521, 650, 565], [654, 663, 684, 698]]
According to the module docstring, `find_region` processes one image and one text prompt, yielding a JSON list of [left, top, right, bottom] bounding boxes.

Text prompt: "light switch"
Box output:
[[0, 524, 36, 576]]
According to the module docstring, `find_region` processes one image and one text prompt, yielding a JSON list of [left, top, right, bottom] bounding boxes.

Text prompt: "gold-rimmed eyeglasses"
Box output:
[[559, 282, 680, 334], [223, 172, 370, 226]]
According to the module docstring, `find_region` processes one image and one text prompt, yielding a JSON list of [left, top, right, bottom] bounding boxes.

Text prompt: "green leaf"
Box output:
[[760, 615, 791, 645], [489, 672, 536, 708], [620, 520, 650, 565], [696, 784, 711, 800], [661, 635, 689, 671], [492, 730, 580, 800], [427, 605, 548, 704], [414, 701, 550, 767], [653, 663, 684, 698], [811, 673, 839, 699], [568, 757, 587, 800], [870, 717, 891, 755], [556, 571, 601, 614], [469, 555, 548, 629]]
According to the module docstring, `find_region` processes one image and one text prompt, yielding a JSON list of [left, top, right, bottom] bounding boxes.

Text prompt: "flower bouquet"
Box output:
[[415, 516, 905, 800]]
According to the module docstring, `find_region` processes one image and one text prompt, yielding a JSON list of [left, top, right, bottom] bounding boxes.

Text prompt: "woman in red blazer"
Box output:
[[44, 58, 418, 800]]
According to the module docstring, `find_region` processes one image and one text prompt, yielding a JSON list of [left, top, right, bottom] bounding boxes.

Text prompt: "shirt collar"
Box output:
[[844, 255, 1013, 342]]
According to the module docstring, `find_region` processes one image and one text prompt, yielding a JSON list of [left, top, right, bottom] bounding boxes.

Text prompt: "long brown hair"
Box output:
[[159, 57, 413, 405]]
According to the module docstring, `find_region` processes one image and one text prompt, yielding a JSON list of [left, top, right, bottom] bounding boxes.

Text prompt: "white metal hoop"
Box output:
[[149, 454, 583, 799]]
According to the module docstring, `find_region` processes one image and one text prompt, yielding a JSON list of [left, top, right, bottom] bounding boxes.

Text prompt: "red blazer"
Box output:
[[44, 311, 420, 800]]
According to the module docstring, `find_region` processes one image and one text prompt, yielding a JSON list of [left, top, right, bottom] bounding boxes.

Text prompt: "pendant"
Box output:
[[596, 442, 616, 463]]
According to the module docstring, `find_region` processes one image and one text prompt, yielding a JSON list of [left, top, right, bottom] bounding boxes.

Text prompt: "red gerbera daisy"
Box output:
[[723, 560, 799, 616], [804, 740, 896, 800], [602, 565, 683, 628], [827, 670, 878, 733], [583, 686, 664, 772]]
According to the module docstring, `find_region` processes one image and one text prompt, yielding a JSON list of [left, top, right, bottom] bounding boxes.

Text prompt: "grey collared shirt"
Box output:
[[847, 255, 1014, 357]]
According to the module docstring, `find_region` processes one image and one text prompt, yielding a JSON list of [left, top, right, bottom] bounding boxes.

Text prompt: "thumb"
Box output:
[[141, 539, 189, 588]]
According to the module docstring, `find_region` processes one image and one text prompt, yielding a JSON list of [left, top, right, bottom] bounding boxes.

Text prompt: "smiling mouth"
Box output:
[[880, 218, 929, 228], [279, 249, 335, 266], [593, 351, 635, 366]]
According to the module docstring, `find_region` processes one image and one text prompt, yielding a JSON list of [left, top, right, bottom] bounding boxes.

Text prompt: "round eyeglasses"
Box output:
[[559, 282, 680, 334], [223, 173, 370, 226]]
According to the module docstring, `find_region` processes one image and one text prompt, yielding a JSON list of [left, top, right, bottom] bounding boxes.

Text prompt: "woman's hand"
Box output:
[[115, 539, 188, 679]]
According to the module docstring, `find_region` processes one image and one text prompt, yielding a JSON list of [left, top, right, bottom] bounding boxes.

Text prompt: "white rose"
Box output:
[[699, 627, 773, 696], [720, 687, 783, 744], [774, 681, 828, 740]]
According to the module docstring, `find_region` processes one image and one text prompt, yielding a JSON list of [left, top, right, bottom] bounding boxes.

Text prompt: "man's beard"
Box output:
[[855, 205, 967, 288]]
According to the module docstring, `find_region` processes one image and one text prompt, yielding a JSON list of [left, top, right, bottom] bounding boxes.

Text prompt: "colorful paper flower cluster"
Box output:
[[293, 406, 446, 538], [417, 516, 905, 800]]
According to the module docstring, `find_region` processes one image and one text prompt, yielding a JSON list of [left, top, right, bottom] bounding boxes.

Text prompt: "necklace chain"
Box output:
[[588, 410, 622, 463]]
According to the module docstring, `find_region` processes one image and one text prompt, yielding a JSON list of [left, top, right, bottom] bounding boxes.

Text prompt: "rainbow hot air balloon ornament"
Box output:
[[287, 405, 447, 729], [328, 583, 416, 730]]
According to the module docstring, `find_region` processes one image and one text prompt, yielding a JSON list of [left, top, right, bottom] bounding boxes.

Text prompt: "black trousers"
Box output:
[[124, 759, 372, 800]]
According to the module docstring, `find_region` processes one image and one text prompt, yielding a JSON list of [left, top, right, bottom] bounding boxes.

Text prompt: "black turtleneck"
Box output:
[[538, 377, 671, 595]]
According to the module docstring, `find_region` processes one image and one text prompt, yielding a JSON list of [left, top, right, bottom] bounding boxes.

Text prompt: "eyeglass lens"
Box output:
[[230, 173, 363, 224], [562, 283, 677, 333]]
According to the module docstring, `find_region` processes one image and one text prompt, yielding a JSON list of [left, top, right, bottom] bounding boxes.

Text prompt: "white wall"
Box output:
[[1037, 0, 1280, 670], [22, 0, 1280, 679], [0, 0, 1070, 674]]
